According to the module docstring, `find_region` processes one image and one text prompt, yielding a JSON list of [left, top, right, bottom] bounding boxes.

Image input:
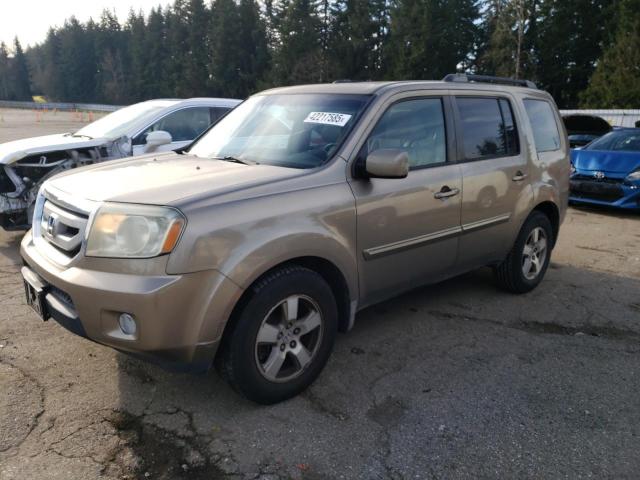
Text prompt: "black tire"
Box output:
[[216, 265, 338, 404], [494, 211, 553, 294]]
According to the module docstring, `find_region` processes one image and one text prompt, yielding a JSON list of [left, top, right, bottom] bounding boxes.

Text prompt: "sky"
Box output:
[[0, 0, 171, 48]]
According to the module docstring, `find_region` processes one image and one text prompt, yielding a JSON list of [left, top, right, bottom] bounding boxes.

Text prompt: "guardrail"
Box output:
[[0, 100, 121, 112]]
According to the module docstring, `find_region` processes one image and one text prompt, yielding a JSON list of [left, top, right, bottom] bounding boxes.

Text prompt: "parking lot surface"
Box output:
[[1, 112, 639, 479]]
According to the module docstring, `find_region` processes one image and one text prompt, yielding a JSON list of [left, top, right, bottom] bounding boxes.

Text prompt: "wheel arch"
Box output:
[[532, 201, 560, 247], [219, 255, 355, 355]]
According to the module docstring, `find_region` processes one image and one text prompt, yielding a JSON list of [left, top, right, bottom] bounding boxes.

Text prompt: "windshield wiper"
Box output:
[[213, 156, 259, 166]]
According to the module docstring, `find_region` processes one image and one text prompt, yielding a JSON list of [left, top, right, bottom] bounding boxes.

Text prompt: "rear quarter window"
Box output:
[[523, 99, 562, 152]]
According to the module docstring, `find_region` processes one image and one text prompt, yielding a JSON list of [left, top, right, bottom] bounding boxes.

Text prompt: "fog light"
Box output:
[[118, 313, 137, 336]]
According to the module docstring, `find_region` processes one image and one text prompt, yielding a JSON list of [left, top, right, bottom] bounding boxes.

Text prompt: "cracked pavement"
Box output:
[[1, 114, 640, 479]]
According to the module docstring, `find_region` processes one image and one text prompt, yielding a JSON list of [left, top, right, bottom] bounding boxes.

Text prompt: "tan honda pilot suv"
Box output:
[[21, 75, 569, 404]]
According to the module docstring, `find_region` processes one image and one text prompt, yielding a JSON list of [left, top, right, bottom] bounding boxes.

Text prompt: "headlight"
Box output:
[[570, 163, 576, 175], [625, 169, 640, 183], [86, 203, 185, 258]]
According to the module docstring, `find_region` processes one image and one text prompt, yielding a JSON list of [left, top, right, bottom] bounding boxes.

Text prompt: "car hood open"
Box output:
[[0, 134, 108, 165], [47, 152, 301, 205], [571, 149, 640, 174]]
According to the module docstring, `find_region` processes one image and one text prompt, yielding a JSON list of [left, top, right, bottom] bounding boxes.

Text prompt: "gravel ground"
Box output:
[[1, 111, 639, 479]]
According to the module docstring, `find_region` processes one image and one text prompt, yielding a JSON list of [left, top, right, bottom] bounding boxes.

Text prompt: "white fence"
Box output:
[[560, 109, 640, 128]]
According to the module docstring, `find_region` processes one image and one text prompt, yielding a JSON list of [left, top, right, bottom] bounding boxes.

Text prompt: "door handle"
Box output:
[[512, 171, 528, 182], [434, 186, 460, 199]]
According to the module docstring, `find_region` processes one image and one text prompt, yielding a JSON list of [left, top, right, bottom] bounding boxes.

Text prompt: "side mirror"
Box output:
[[144, 130, 172, 153], [365, 149, 409, 179]]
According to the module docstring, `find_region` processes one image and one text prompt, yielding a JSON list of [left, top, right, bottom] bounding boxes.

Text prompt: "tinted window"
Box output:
[[135, 107, 212, 144], [210, 107, 230, 123], [456, 97, 520, 160], [586, 130, 640, 152], [523, 99, 561, 152], [365, 98, 447, 169]]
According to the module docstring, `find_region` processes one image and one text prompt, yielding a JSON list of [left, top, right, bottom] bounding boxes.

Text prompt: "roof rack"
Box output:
[[443, 73, 537, 89], [332, 79, 353, 84]]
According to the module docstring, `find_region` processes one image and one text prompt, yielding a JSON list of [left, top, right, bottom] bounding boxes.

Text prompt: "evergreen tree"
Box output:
[[271, 0, 324, 85], [328, 0, 381, 80], [476, 0, 536, 79], [535, 0, 614, 108], [237, 0, 271, 95], [181, 0, 210, 97], [57, 17, 98, 102], [0, 43, 10, 100], [209, 0, 243, 96], [95, 10, 127, 103], [9, 38, 33, 100], [144, 7, 172, 98], [580, 0, 640, 108], [124, 10, 148, 102], [386, 0, 479, 80]]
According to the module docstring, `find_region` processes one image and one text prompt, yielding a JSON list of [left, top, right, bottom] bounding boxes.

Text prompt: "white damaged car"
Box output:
[[0, 97, 240, 230]]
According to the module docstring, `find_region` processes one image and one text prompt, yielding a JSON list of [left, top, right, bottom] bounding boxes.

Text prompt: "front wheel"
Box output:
[[216, 265, 338, 404], [494, 211, 553, 293]]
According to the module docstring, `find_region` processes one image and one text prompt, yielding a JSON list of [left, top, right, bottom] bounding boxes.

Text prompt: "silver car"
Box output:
[[0, 97, 240, 230]]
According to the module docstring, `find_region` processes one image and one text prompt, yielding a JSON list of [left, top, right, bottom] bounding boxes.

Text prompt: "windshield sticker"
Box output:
[[304, 112, 352, 127]]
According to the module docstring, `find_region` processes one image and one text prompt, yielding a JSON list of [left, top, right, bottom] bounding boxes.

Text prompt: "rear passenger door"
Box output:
[[452, 95, 531, 268]]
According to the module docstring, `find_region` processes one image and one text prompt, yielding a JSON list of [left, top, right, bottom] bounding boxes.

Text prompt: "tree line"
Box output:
[[0, 0, 638, 109]]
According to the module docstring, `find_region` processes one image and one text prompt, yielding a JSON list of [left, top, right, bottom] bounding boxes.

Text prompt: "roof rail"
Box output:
[[332, 79, 352, 84], [443, 73, 537, 89]]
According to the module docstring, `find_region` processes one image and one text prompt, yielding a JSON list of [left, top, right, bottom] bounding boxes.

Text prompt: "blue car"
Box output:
[[570, 128, 640, 210]]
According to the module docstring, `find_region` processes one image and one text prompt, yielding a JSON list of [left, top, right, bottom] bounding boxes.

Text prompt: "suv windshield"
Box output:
[[586, 130, 640, 152], [188, 94, 370, 168], [75, 101, 175, 139]]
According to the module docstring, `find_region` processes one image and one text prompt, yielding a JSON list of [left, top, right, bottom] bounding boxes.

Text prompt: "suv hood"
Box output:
[[47, 152, 301, 205], [571, 149, 640, 174], [0, 133, 107, 165]]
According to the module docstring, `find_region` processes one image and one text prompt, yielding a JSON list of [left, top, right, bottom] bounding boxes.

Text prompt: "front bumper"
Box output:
[[21, 231, 243, 372], [569, 177, 640, 210]]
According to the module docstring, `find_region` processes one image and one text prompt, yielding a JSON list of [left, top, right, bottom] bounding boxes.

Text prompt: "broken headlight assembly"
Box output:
[[86, 203, 186, 258]]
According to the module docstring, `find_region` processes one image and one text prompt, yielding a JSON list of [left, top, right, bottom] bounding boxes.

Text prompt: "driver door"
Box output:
[[348, 95, 463, 306]]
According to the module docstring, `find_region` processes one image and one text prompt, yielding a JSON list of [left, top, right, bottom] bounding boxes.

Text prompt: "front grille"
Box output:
[[570, 179, 625, 202], [40, 199, 89, 258], [572, 174, 623, 185]]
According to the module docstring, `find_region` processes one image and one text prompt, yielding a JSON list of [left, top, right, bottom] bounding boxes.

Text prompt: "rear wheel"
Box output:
[[216, 265, 338, 404], [494, 211, 553, 293]]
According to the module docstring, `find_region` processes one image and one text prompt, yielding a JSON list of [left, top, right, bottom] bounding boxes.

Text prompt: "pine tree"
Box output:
[[9, 38, 33, 100], [124, 10, 148, 101], [0, 43, 10, 100], [271, 0, 324, 85], [476, 0, 536, 79], [181, 0, 210, 97], [580, 0, 640, 108], [535, 0, 614, 108], [237, 0, 271, 95], [209, 0, 243, 96], [386, 0, 479, 80], [328, 0, 381, 80], [144, 7, 172, 98]]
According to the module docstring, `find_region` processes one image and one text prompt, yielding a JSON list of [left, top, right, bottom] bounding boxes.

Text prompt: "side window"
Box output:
[[456, 97, 520, 160], [365, 98, 447, 169], [135, 107, 212, 144], [523, 99, 561, 152], [210, 107, 230, 124]]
